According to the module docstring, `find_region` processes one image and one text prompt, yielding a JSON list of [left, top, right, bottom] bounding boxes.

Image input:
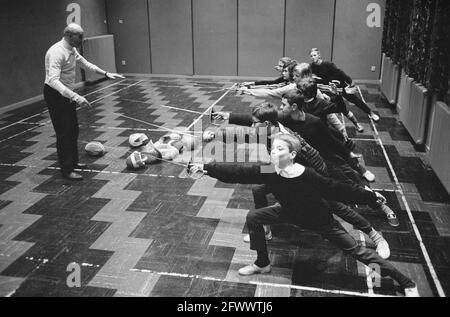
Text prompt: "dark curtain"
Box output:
[[382, 0, 449, 102], [425, 0, 450, 104]]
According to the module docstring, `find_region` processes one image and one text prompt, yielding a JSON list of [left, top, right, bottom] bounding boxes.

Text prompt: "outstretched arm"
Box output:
[[75, 49, 125, 79], [240, 84, 295, 99], [308, 169, 378, 205], [204, 162, 270, 185]]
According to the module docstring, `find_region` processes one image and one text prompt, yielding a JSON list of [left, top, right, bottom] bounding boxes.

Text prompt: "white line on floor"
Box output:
[[0, 81, 143, 144], [128, 268, 395, 297], [0, 79, 129, 132], [0, 162, 184, 179], [120, 98, 204, 115], [369, 119, 446, 297], [185, 84, 236, 131]]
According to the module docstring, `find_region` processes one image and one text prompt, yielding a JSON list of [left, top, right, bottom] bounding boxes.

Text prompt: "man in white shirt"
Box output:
[[44, 23, 124, 180]]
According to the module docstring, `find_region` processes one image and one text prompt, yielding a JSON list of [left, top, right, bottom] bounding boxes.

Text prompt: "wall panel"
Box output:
[[193, 0, 237, 76], [333, 0, 385, 80], [0, 0, 107, 108], [106, 0, 151, 73], [285, 0, 334, 63], [149, 0, 193, 75], [238, 0, 284, 77]]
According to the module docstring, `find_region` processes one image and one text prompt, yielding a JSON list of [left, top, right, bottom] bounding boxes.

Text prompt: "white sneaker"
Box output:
[[238, 263, 271, 276], [369, 113, 380, 122], [368, 230, 390, 259], [350, 152, 363, 159], [363, 170, 376, 182], [404, 285, 420, 297], [375, 239, 390, 259], [243, 230, 273, 243], [356, 124, 365, 133]]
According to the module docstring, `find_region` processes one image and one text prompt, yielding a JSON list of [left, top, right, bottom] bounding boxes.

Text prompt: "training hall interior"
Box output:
[[0, 0, 449, 297]]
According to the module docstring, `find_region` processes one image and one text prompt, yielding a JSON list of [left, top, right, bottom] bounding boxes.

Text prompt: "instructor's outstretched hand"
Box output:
[[106, 72, 125, 80]]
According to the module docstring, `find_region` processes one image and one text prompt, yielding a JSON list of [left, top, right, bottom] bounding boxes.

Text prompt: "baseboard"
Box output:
[[354, 79, 381, 85], [0, 82, 85, 115]]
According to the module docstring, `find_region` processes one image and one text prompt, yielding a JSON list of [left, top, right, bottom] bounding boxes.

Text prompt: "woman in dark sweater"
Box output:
[[188, 134, 418, 296]]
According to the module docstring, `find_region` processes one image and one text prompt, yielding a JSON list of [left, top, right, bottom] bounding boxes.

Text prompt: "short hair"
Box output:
[[310, 48, 321, 55], [272, 133, 302, 154], [282, 90, 304, 110], [252, 102, 278, 125], [294, 63, 313, 80], [285, 61, 298, 82], [297, 78, 317, 100], [64, 23, 84, 36], [279, 57, 294, 67]]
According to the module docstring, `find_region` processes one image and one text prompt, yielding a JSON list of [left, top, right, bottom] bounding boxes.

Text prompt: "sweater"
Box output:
[[311, 61, 353, 87], [205, 163, 377, 229], [254, 76, 287, 86], [228, 114, 327, 175], [229, 112, 351, 162], [304, 96, 344, 124]]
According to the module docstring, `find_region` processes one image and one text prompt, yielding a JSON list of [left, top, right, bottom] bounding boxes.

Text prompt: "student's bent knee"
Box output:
[[246, 210, 265, 226]]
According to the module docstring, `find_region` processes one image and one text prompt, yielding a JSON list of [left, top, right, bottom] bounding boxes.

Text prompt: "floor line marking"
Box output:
[[352, 138, 378, 142], [128, 268, 395, 298], [0, 79, 129, 132], [86, 125, 203, 134], [112, 112, 200, 138], [0, 162, 186, 179], [185, 84, 236, 132], [358, 86, 445, 296], [120, 98, 203, 115], [369, 118, 445, 297], [0, 81, 143, 144]]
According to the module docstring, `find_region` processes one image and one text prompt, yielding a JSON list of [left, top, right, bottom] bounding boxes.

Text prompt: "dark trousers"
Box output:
[[342, 91, 372, 115], [44, 85, 79, 174], [246, 205, 414, 288], [325, 155, 367, 187], [252, 184, 372, 234]]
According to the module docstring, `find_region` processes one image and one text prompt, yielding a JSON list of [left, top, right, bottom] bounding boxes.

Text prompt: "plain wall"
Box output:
[[193, 0, 238, 75], [106, 0, 151, 73], [238, 0, 285, 76], [333, 0, 386, 80], [109, 0, 385, 80], [2, 0, 387, 108], [0, 0, 108, 109], [285, 0, 335, 63], [149, 0, 193, 74]]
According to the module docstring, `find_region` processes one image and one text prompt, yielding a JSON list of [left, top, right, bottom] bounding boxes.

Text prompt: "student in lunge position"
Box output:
[[309, 48, 380, 127], [188, 134, 418, 297]]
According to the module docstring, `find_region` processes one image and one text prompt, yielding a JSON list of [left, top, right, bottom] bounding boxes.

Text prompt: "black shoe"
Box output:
[[63, 171, 83, 181], [75, 163, 88, 169]]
